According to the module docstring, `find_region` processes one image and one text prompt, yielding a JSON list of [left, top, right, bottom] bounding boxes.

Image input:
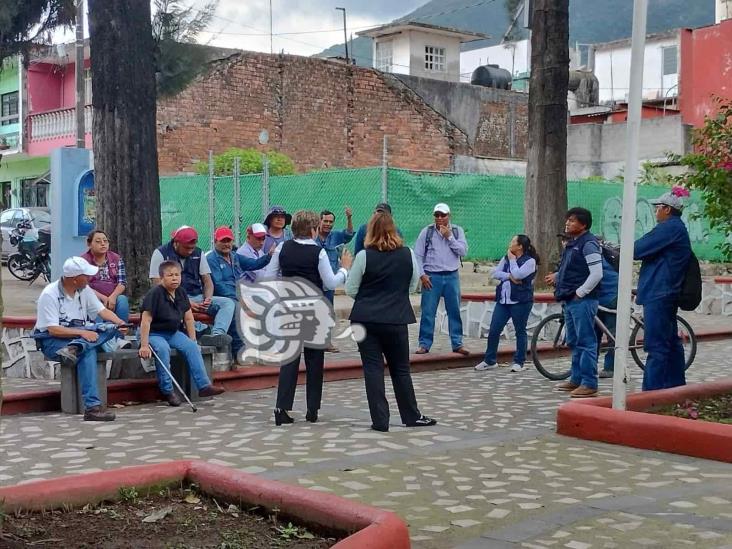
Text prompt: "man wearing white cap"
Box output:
[[413, 203, 469, 356], [237, 223, 271, 283], [32, 257, 129, 421], [634, 187, 692, 391]]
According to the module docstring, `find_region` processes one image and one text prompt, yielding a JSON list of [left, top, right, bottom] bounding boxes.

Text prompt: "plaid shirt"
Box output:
[[96, 256, 127, 287]]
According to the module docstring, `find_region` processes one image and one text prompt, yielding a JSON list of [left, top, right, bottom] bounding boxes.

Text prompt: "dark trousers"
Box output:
[[357, 323, 422, 430], [275, 347, 325, 412], [642, 298, 686, 391]]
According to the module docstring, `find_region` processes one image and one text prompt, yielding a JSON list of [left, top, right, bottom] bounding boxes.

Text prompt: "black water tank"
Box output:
[[471, 64, 512, 90]]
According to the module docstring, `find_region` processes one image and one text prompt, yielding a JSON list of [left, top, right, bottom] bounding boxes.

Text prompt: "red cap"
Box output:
[[214, 226, 235, 241], [171, 225, 198, 243]]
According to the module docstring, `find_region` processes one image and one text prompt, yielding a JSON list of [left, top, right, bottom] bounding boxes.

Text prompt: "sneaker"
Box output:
[[199, 333, 233, 349], [166, 391, 182, 407], [510, 363, 526, 372], [475, 361, 497, 371], [570, 385, 598, 398], [56, 345, 79, 366], [556, 381, 580, 392], [599, 370, 614, 379], [198, 385, 225, 397], [406, 415, 437, 427], [83, 405, 116, 422], [117, 338, 133, 350]]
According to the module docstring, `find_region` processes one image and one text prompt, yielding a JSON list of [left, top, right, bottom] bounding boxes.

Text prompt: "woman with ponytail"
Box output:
[[475, 235, 540, 373]]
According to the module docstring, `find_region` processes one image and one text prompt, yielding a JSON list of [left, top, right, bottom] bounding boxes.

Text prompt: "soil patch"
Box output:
[[0, 484, 340, 548], [653, 393, 732, 424]]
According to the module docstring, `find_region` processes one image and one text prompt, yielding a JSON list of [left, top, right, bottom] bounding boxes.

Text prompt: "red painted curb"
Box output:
[[0, 460, 410, 548], [557, 378, 732, 463]]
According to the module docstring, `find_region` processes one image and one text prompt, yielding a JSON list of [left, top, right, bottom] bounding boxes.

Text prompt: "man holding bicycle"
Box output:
[[634, 189, 691, 391], [546, 208, 603, 398]]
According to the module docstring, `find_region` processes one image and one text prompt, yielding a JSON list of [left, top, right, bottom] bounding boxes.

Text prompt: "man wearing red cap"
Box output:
[[149, 225, 234, 348], [237, 223, 270, 283], [207, 225, 272, 359]]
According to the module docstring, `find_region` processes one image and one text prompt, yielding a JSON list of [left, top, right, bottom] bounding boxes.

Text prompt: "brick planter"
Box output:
[[0, 460, 410, 549], [557, 379, 732, 463]]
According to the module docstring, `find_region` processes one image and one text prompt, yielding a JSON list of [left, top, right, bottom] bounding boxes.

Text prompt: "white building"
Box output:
[[460, 40, 530, 83], [358, 22, 488, 83]]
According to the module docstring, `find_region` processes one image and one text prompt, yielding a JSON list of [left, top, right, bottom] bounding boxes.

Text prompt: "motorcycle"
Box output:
[[7, 221, 51, 285]]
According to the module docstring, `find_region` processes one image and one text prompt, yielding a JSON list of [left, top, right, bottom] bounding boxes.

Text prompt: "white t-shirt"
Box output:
[[35, 280, 105, 331], [149, 249, 211, 279]]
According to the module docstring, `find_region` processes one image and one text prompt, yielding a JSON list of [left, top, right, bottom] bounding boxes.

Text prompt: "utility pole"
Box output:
[[269, 0, 273, 54], [336, 7, 348, 64], [75, 0, 86, 149]]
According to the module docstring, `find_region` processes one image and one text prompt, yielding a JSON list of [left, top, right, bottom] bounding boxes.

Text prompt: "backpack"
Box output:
[[425, 225, 463, 267], [678, 252, 702, 311], [599, 241, 621, 272]]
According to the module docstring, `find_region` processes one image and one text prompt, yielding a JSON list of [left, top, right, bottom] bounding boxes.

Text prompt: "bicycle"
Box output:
[[530, 304, 697, 381]]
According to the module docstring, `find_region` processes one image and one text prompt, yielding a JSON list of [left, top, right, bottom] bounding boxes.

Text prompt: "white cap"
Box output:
[[433, 203, 450, 214], [248, 223, 267, 237], [63, 256, 99, 277]]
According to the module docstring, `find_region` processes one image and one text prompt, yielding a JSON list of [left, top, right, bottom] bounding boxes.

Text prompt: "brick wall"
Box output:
[[157, 52, 474, 174]]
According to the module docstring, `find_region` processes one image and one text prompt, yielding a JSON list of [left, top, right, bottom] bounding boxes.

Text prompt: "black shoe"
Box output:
[[406, 415, 437, 427], [83, 406, 116, 422], [274, 409, 294, 426], [166, 391, 182, 407], [371, 424, 389, 432], [199, 333, 233, 349], [56, 345, 79, 366], [305, 410, 318, 423]]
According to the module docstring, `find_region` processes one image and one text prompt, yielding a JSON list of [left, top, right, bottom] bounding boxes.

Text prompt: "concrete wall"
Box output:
[[392, 74, 528, 159], [406, 31, 462, 82], [454, 155, 527, 176]]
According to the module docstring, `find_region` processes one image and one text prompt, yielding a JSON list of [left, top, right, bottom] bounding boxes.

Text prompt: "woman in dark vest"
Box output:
[[346, 212, 437, 432], [475, 234, 540, 373], [265, 210, 353, 426], [81, 229, 129, 322]]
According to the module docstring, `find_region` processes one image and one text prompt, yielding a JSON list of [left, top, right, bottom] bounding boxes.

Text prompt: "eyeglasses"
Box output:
[[433, 212, 448, 218]]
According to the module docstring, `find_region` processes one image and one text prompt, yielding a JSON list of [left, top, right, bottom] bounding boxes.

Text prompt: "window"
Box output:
[[84, 68, 93, 103], [662, 46, 678, 76], [20, 178, 49, 208], [375, 41, 393, 72], [424, 45, 446, 72], [1, 91, 19, 126], [0, 209, 15, 227]]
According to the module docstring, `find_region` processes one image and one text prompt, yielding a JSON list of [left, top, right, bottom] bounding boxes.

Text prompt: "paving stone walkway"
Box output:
[[1, 340, 731, 548]]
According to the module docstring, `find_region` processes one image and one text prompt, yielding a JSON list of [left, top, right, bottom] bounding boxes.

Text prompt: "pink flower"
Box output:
[[722, 161, 732, 171], [671, 186, 691, 198]]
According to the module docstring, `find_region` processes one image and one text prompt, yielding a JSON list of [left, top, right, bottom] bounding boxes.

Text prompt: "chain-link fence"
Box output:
[[159, 165, 728, 261]]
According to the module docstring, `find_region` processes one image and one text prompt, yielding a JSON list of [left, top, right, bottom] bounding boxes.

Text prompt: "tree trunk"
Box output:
[[88, 0, 161, 304], [525, 0, 570, 284]]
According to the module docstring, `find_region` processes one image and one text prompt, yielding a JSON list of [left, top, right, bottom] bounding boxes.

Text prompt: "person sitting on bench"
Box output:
[[139, 260, 226, 406], [33, 256, 129, 422]]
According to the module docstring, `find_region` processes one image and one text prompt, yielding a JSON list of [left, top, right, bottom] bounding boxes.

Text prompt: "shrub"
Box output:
[[195, 148, 296, 176]]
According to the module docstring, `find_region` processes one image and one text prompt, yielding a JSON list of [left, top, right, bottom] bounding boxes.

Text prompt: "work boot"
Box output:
[[198, 385, 225, 397], [166, 391, 182, 407], [556, 381, 580, 392], [83, 406, 116, 422], [199, 333, 233, 349], [56, 345, 79, 366], [570, 385, 598, 398]]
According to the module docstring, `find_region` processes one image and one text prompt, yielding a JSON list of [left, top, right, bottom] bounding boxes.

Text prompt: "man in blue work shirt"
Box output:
[[316, 206, 354, 304], [414, 203, 469, 356], [547, 207, 603, 398], [634, 189, 691, 391]]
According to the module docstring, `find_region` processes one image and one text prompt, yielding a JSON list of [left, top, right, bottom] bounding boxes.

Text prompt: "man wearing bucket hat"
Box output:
[[149, 225, 234, 348], [263, 205, 293, 254], [634, 186, 692, 391], [32, 257, 129, 421]]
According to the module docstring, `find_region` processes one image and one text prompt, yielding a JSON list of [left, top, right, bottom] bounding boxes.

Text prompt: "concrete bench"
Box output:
[[714, 277, 732, 316], [60, 346, 216, 415]]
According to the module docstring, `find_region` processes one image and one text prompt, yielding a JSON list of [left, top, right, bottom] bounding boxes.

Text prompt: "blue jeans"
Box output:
[[149, 331, 212, 395], [189, 294, 236, 335], [642, 298, 685, 391], [483, 301, 533, 366], [596, 306, 616, 372], [564, 298, 599, 390], [38, 328, 118, 410], [419, 271, 463, 350], [110, 295, 129, 322]]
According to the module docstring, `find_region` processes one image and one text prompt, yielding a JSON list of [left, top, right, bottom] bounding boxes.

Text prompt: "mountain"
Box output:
[[316, 0, 715, 67]]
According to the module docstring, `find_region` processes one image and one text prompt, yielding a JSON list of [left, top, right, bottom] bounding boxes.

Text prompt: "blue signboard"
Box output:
[[77, 169, 96, 236]]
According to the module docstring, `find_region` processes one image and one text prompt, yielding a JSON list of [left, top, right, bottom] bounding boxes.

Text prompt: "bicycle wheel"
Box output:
[[7, 253, 35, 281], [630, 315, 697, 371], [531, 313, 572, 380]]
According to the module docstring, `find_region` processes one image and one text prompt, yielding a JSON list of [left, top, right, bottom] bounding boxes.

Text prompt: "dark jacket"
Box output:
[[555, 231, 600, 302]]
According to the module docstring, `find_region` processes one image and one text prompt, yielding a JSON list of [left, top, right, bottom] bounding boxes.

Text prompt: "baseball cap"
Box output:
[[171, 225, 198, 243], [649, 190, 686, 210], [247, 223, 267, 237], [63, 256, 99, 277], [374, 202, 392, 213], [214, 226, 235, 241], [434, 203, 450, 214]]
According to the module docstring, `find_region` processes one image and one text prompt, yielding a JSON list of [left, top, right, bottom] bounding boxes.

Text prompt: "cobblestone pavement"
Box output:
[[1, 340, 731, 548]]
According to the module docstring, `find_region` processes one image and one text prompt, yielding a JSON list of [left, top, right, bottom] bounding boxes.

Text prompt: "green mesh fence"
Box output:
[[159, 168, 728, 261]]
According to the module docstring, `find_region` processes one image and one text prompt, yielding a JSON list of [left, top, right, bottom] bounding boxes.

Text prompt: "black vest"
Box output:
[[158, 240, 203, 296], [555, 231, 599, 301], [495, 253, 536, 304], [349, 247, 416, 325], [279, 240, 323, 290]]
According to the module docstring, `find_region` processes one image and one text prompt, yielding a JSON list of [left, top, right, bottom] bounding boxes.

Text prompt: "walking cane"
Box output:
[[148, 345, 198, 413]]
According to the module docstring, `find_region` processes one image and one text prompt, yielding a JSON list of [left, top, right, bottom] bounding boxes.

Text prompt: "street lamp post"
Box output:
[[336, 7, 349, 64]]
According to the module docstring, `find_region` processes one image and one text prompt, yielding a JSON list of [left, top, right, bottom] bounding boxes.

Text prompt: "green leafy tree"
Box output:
[[0, 0, 75, 61], [196, 148, 296, 176], [673, 97, 732, 259]]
